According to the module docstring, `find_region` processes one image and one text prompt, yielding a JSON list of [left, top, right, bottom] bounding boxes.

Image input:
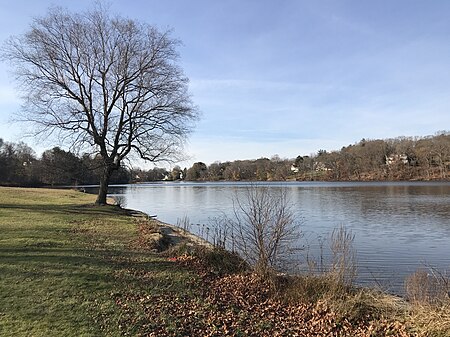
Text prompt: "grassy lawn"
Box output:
[[0, 187, 198, 336]]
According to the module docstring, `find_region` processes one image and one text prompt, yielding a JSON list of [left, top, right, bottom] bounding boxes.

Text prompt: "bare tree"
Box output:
[[228, 185, 299, 276], [2, 5, 198, 204]]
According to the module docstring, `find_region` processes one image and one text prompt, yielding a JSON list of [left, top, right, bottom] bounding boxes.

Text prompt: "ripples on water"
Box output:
[[102, 181, 450, 294]]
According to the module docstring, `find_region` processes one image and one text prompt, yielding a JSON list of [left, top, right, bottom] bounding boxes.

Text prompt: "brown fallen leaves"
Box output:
[[113, 254, 413, 336], [132, 219, 172, 252]]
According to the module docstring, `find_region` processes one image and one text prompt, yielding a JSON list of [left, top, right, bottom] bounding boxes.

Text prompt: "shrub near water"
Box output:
[[404, 268, 450, 336]]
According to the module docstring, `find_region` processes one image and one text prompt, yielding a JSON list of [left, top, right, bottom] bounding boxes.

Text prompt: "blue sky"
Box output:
[[1, 1, 450, 167]]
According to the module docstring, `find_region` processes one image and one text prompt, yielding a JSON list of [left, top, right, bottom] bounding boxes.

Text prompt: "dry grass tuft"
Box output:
[[278, 273, 408, 326], [407, 302, 450, 337], [167, 244, 249, 276]]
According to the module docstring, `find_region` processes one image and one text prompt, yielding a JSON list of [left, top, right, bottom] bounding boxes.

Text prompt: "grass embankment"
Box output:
[[0, 187, 448, 336], [0, 187, 196, 336]]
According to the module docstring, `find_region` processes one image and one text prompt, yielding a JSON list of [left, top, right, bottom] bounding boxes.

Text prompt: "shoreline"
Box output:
[[119, 205, 213, 249], [1, 186, 447, 336], [6, 178, 450, 190], [105, 184, 449, 298], [117, 203, 401, 299]]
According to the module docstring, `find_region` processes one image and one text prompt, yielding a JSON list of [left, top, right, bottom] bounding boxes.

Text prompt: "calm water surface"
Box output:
[[104, 181, 450, 293]]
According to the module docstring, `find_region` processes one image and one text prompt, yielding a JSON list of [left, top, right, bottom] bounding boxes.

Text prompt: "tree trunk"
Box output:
[[95, 166, 113, 205]]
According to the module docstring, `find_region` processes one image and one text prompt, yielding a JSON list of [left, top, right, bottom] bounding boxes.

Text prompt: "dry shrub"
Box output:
[[306, 226, 356, 279], [334, 288, 407, 324], [208, 215, 233, 249], [405, 268, 449, 305], [277, 226, 410, 325], [166, 244, 249, 276], [191, 246, 249, 275], [404, 267, 450, 336], [330, 225, 357, 287], [301, 225, 357, 299]]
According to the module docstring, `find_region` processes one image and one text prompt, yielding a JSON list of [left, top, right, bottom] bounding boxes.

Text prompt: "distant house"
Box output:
[[386, 154, 409, 166], [290, 165, 299, 173], [314, 162, 331, 172]]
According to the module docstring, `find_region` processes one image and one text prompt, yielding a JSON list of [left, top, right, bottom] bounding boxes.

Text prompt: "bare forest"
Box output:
[[184, 132, 450, 182], [1, 132, 449, 186]]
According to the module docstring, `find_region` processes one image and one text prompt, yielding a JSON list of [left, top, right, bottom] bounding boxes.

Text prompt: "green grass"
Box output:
[[0, 187, 198, 336]]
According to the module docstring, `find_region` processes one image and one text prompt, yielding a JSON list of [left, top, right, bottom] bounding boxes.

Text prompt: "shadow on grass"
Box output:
[[0, 245, 188, 288], [0, 203, 127, 217], [0, 189, 201, 336]]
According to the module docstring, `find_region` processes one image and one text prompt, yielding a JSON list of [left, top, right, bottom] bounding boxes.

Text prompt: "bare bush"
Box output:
[[208, 215, 232, 249], [405, 267, 450, 336], [305, 236, 327, 274], [405, 267, 450, 305], [330, 225, 357, 287], [176, 215, 191, 234], [226, 185, 300, 277], [301, 225, 357, 297]]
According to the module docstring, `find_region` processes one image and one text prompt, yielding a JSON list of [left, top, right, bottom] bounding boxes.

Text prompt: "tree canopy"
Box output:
[[2, 4, 198, 204]]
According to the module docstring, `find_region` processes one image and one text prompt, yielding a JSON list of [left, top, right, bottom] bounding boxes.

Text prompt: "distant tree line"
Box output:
[[1, 132, 450, 186], [0, 138, 194, 187], [183, 132, 450, 182], [0, 140, 131, 187], [293, 132, 450, 181], [184, 156, 292, 181]]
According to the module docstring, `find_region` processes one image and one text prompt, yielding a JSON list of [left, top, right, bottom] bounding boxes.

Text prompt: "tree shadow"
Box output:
[[0, 202, 128, 217]]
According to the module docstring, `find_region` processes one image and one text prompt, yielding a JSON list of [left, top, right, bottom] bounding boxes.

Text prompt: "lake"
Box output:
[[102, 181, 450, 294]]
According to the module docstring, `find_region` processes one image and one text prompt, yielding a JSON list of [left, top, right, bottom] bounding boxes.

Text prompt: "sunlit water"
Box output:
[[96, 181, 450, 294]]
